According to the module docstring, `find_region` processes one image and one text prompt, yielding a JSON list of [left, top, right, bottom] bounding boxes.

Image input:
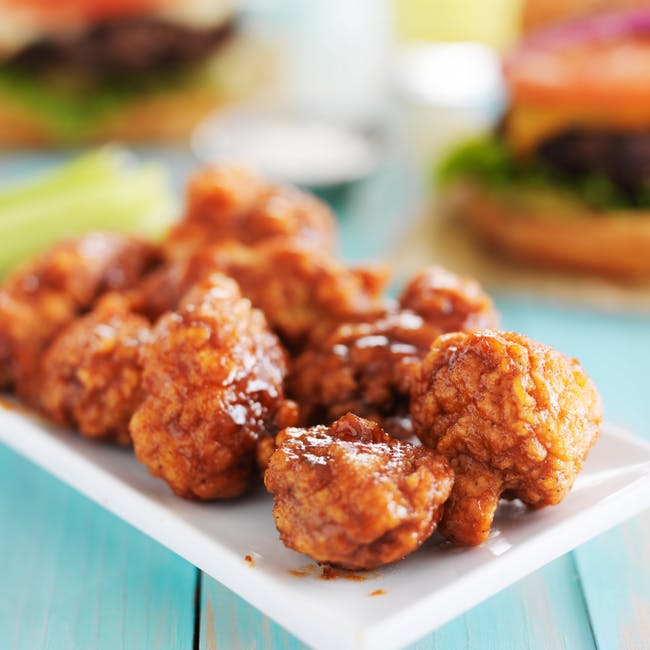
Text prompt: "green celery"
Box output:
[[0, 157, 176, 276], [0, 147, 129, 210], [436, 135, 650, 212]]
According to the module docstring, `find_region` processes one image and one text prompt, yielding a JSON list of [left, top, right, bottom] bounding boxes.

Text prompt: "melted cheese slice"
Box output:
[[505, 103, 650, 156]]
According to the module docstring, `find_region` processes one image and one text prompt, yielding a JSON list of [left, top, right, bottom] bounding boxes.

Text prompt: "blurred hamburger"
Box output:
[[439, 0, 650, 278], [0, 0, 266, 145]]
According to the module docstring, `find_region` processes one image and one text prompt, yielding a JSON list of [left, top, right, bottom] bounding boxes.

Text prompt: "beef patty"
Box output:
[[7, 16, 235, 78], [537, 129, 650, 198]]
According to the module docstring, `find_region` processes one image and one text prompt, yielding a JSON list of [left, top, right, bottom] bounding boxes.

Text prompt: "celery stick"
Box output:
[[0, 166, 176, 276], [0, 166, 170, 232], [0, 147, 129, 210]]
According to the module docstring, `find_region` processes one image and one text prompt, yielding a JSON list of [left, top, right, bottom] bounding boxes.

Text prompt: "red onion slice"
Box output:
[[516, 8, 650, 55]]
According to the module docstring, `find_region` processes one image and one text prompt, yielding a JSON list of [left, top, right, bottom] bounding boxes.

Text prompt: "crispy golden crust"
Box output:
[[288, 267, 498, 438], [2, 233, 158, 308], [399, 266, 499, 334], [130, 242, 387, 347], [264, 413, 454, 570], [167, 165, 337, 258], [457, 183, 650, 278], [0, 233, 157, 402], [130, 273, 296, 500], [410, 330, 602, 546], [289, 310, 428, 439], [187, 242, 389, 349], [134, 168, 340, 322], [126, 260, 192, 322], [40, 293, 150, 446]]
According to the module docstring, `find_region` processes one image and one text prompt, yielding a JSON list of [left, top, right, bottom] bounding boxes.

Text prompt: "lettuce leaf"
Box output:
[[0, 62, 201, 140], [436, 135, 650, 211]]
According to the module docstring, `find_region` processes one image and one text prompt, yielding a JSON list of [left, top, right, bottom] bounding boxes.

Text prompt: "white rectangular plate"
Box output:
[[1, 404, 649, 650]]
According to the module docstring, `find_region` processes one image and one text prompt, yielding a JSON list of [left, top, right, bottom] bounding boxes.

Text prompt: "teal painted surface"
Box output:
[[333, 160, 425, 263], [413, 555, 595, 649], [198, 554, 595, 650], [497, 296, 650, 650], [199, 576, 304, 650], [575, 516, 650, 650], [0, 445, 196, 650]]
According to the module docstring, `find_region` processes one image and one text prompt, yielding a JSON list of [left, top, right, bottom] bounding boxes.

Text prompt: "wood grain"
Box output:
[[575, 514, 650, 650], [197, 555, 595, 649], [416, 555, 595, 649], [199, 575, 304, 650], [497, 297, 650, 650], [0, 444, 196, 650]]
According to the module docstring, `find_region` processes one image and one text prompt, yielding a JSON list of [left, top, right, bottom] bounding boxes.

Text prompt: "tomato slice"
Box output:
[[507, 14, 650, 110], [3, 0, 164, 24]]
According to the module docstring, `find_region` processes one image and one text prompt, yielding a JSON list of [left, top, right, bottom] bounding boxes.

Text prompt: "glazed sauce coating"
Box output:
[[265, 413, 454, 570], [0, 233, 158, 403], [289, 266, 499, 438], [410, 330, 602, 546], [130, 273, 297, 500], [167, 165, 338, 260], [40, 292, 151, 446]]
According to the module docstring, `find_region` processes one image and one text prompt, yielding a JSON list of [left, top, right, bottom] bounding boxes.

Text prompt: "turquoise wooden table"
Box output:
[[1, 150, 649, 649]]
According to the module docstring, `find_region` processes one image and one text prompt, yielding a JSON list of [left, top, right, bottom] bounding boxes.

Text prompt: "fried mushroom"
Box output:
[[0, 233, 157, 402], [191, 242, 389, 349], [167, 165, 337, 259], [399, 266, 499, 334], [264, 413, 454, 570], [288, 267, 498, 437], [40, 293, 150, 445], [130, 273, 297, 499], [410, 330, 602, 546], [289, 310, 430, 439]]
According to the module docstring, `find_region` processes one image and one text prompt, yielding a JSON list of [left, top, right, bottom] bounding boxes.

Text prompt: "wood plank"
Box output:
[[198, 554, 595, 649], [199, 574, 304, 650], [0, 444, 196, 650], [574, 514, 650, 650], [416, 555, 594, 649], [497, 297, 650, 650]]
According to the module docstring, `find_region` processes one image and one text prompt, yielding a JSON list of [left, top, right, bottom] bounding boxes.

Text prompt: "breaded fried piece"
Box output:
[[265, 413, 454, 570], [133, 240, 387, 345], [190, 242, 389, 349], [410, 330, 602, 546], [130, 274, 297, 500], [127, 260, 191, 322], [167, 165, 337, 258], [289, 310, 429, 439], [399, 266, 499, 334], [40, 293, 150, 446], [288, 267, 498, 438], [0, 233, 157, 402]]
